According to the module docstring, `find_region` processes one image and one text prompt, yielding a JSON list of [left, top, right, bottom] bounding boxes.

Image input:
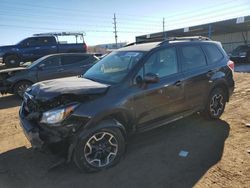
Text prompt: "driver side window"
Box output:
[[145, 47, 178, 78], [136, 47, 178, 81]]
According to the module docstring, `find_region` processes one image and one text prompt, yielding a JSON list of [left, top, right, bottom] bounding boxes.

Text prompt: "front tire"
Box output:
[[74, 126, 125, 172], [203, 88, 226, 119]]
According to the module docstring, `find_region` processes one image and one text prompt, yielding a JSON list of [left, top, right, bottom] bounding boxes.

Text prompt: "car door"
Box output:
[[19, 37, 41, 61], [19, 37, 57, 61], [35, 37, 57, 58], [60, 54, 95, 77], [132, 47, 186, 127], [36, 55, 62, 81], [178, 44, 210, 109]]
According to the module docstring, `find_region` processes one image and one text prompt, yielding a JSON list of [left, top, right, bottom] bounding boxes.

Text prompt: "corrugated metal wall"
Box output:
[[212, 31, 250, 53]]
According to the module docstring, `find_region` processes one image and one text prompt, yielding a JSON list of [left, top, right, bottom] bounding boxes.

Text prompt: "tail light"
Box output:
[[83, 43, 87, 51], [227, 60, 234, 72]]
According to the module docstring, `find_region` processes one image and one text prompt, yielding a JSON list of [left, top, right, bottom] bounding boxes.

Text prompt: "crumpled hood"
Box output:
[[30, 76, 110, 101], [0, 67, 27, 74]]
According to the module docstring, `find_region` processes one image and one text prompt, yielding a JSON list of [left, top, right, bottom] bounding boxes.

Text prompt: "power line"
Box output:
[[0, 0, 240, 22], [0, 6, 248, 34], [0, 2, 248, 28], [0, 24, 147, 34], [0, 8, 245, 30], [0, 0, 246, 24], [0, 13, 163, 30]]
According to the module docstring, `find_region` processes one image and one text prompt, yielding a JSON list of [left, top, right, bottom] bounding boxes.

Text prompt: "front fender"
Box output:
[[78, 119, 126, 140]]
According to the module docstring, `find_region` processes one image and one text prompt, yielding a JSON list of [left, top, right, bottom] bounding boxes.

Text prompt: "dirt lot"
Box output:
[[0, 72, 249, 188]]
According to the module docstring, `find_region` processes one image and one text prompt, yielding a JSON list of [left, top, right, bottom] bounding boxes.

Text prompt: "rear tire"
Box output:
[[202, 88, 226, 119], [74, 126, 125, 173], [4, 55, 20, 67], [13, 81, 32, 98]]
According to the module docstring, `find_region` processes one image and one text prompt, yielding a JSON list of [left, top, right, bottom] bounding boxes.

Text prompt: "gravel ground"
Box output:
[[0, 72, 249, 188]]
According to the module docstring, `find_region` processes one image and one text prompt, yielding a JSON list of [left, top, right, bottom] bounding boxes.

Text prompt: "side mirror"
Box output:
[[144, 73, 159, 84]]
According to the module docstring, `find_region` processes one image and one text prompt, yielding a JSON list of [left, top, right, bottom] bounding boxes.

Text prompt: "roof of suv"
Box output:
[[117, 36, 217, 52]]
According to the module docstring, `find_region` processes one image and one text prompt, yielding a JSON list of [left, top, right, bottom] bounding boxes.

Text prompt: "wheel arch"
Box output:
[[11, 79, 34, 91], [209, 80, 229, 102], [77, 107, 135, 140]]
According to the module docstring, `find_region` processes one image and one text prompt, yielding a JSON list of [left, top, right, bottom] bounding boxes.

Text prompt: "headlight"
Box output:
[[40, 104, 78, 125], [239, 52, 247, 57]]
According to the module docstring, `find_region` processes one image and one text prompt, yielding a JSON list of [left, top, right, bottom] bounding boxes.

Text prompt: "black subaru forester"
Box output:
[[19, 36, 234, 172]]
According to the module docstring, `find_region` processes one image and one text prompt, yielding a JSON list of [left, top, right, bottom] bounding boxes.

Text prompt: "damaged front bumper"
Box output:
[[19, 111, 44, 149], [19, 105, 67, 150], [19, 102, 91, 161]]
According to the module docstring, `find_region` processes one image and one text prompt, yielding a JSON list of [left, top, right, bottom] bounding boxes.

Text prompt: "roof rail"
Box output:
[[124, 38, 164, 47], [33, 31, 86, 37], [123, 42, 136, 47], [158, 36, 211, 46], [128, 36, 210, 47]]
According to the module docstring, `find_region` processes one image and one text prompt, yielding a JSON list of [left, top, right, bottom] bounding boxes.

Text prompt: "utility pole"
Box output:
[[163, 17, 166, 40], [113, 13, 118, 49]]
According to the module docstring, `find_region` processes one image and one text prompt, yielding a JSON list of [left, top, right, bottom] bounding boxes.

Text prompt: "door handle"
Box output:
[[174, 80, 182, 86]]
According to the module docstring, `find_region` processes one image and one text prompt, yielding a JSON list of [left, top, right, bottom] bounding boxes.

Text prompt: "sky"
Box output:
[[0, 0, 250, 46]]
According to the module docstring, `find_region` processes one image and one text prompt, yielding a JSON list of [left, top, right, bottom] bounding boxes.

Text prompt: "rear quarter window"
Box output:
[[202, 44, 224, 64]]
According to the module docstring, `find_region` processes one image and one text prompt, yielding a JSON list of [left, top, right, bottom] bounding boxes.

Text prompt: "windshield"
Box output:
[[83, 51, 144, 84]]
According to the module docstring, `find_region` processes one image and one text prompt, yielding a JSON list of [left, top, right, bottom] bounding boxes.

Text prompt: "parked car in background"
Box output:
[[229, 44, 250, 63], [0, 53, 98, 97], [0, 32, 87, 67], [19, 36, 234, 172]]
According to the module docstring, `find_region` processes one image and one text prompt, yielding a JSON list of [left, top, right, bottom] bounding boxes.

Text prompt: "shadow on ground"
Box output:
[[0, 95, 21, 109], [0, 115, 230, 188]]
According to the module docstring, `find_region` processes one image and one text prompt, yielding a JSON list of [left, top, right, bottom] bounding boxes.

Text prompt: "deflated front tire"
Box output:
[[73, 124, 125, 172]]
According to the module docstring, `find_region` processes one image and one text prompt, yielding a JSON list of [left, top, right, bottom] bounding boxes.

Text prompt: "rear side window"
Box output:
[[202, 44, 224, 64], [180, 45, 207, 71], [61, 55, 89, 65]]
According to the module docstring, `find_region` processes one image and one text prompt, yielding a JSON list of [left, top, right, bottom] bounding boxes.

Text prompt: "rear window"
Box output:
[[202, 44, 224, 64], [180, 45, 207, 71], [61, 55, 89, 65]]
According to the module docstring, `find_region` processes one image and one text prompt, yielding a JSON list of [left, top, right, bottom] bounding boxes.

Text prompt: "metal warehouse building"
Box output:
[[136, 15, 250, 53]]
